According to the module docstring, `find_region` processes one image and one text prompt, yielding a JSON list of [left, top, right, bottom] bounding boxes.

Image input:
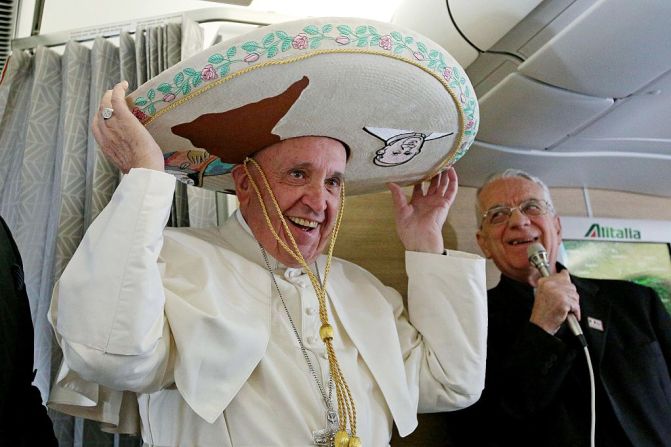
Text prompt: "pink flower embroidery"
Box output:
[[443, 67, 453, 82], [163, 93, 176, 102], [413, 51, 425, 61], [335, 36, 350, 45], [292, 33, 309, 50], [132, 107, 149, 122], [201, 64, 218, 81], [379, 35, 392, 51], [466, 119, 475, 129], [244, 53, 260, 63]]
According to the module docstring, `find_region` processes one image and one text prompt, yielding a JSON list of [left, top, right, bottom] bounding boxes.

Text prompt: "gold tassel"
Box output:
[[348, 436, 362, 447], [334, 430, 350, 447]]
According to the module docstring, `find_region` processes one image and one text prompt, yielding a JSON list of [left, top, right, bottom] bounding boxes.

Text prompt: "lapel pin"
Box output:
[[587, 317, 604, 332]]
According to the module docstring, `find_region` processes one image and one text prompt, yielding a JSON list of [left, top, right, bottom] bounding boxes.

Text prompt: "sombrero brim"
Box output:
[[126, 17, 479, 195]]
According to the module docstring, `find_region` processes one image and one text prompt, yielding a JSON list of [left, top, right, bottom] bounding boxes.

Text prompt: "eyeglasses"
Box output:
[[481, 199, 553, 225]]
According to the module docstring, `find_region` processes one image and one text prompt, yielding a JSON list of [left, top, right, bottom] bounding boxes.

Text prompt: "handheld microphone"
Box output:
[[527, 242, 587, 346]]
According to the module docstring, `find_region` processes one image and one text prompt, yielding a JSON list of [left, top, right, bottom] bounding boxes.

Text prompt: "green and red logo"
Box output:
[[584, 223, 641, 240]]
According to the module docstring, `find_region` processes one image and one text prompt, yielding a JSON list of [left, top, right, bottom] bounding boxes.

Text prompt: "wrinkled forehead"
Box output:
[[480, 177, 545, 208]]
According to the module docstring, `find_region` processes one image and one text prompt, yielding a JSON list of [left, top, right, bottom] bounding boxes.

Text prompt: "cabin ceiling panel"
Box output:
[[456, 141, 671, 197], [550, 69, 671, 154], [518, 0, 671, 98], [477, 72, 613, 149]]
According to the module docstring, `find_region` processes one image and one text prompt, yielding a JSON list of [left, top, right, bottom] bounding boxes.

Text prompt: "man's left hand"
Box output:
[[388, 167, 458, 254]]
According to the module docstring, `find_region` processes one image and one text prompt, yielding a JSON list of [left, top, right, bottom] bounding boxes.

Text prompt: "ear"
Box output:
[[476, 229, 492, 259], [231, 164, 250, 208], [554, 214, 562, 237]]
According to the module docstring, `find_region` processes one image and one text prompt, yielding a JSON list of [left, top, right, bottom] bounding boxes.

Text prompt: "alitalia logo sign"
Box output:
[[584, 223, 641, 240], [562, 217, 666, 243]]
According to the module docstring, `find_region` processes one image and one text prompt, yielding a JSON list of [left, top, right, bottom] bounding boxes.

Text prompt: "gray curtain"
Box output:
[[0, 16, 222, 447]]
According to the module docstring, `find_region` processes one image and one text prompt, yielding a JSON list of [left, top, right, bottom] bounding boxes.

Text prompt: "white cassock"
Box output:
[[48, 168, 487, 447]]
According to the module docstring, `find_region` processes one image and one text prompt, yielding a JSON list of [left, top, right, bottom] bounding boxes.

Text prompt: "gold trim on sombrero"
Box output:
[[139, 48, 469, 177], [142, 48, 465, 125], [129, 19, 479, 195]]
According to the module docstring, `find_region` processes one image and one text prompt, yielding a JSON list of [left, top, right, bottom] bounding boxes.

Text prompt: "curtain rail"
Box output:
[[11, 6, 295, 51]]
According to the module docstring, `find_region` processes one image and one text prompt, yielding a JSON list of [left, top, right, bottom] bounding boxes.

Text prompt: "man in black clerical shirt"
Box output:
[[441, 169, 671, 447]]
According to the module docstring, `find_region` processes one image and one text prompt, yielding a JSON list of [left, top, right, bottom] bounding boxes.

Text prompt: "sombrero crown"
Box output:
[[126, 17, 479, 195]]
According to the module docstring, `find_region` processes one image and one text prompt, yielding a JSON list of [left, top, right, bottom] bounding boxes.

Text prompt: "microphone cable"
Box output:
[[528, 243, 595, 447], [583, 345, 596, 447]]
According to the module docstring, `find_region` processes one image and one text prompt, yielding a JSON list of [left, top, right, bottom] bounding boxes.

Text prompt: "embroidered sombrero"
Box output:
[[125, 17, 479, 195]]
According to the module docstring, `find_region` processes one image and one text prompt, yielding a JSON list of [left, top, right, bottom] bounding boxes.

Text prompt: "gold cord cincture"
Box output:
[[244, 158, 360, 446]]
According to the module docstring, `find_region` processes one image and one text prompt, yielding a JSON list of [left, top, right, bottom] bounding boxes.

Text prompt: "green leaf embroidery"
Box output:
[[241, 41, 259, 52], [303, 25, 319, 36], [134, 23, 477, 128], [262, 33, 275, 47], [337, 25, 353, 36], [208, 54, 225, 64], [281, 39, 291, 52]]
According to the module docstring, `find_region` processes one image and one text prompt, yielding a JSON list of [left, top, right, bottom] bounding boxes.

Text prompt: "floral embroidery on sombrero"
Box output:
[[131, 23, 478, 161]]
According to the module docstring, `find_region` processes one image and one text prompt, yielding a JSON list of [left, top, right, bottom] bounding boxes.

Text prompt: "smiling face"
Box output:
[[232, 136, 346, 267], [476, 177, 562, 285], [374, 136, 424, 166]]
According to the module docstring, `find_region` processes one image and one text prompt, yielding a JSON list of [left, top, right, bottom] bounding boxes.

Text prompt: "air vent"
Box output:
[[0, 0, 17, 74]]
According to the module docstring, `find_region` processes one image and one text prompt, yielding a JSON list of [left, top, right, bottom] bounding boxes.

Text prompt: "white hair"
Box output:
[[475, 169, 555, 227]]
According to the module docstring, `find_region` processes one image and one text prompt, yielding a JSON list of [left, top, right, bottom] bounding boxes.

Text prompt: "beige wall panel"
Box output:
[[588, 189, 671, 220], [550, 188, 588, 216], [334, 190, 408, 296]]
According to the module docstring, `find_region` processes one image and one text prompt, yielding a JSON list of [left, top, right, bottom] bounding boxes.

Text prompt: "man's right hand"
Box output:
[[529, 270, 581, 335], [92, 81, 164, 173]]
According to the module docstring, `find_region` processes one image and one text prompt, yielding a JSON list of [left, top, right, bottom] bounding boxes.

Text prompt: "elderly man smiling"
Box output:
[[441, 169, 671, 447], [48, 17, 487, 447]]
